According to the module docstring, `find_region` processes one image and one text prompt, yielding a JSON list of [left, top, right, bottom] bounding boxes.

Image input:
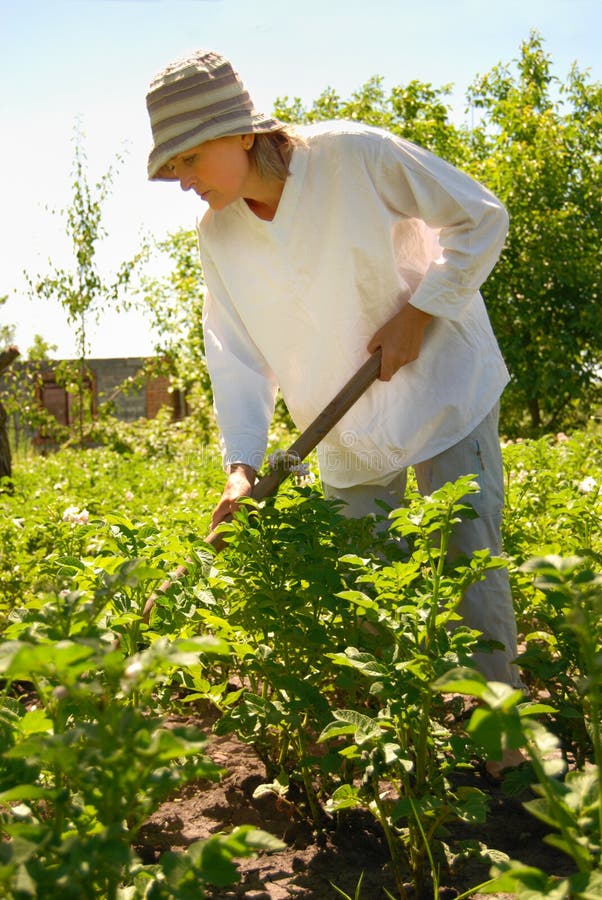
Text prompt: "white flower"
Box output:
[[63, 506, 89, 525], [578, 476, 597, 494], [124, 490, 134, 502], [124, 660, 143, 679]]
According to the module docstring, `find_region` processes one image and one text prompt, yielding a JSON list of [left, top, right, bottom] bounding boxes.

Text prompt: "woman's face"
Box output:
[[169, 135, 253, 210]]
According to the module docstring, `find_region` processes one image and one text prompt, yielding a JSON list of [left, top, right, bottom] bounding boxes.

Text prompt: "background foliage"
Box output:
[[2, 32, 600, 443]]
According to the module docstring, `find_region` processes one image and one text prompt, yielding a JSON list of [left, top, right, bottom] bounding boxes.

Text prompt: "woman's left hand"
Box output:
[[367, 303, 433, 381]]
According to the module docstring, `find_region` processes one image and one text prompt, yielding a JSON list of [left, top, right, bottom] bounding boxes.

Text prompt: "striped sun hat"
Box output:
[[146, 50, 284, 181]]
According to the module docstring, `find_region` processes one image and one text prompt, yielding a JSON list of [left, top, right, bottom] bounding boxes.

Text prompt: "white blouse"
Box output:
[[197, 120, 509, 488]]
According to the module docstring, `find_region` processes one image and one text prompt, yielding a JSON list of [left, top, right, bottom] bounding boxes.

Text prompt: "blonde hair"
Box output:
[[248, 126, 306, 183]]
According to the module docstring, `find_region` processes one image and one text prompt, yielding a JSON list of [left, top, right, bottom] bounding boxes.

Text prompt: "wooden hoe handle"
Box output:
[[254, 349, 380, 499], [206, 348, 382, 544]]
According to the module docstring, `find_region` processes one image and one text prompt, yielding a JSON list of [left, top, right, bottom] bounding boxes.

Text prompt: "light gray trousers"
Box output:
[[323, 403, 522, 688]]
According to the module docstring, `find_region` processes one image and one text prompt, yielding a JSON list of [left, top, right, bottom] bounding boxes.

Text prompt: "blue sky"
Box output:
[[2, 0, 601, 358]]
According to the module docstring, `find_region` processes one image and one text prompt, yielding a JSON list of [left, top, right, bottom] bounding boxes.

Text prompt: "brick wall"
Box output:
[[87, 358, 148, 421], [2, 357, 186, 432]]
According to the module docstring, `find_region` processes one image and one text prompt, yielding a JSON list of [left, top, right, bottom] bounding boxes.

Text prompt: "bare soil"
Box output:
[[137, 705, 574, 899]]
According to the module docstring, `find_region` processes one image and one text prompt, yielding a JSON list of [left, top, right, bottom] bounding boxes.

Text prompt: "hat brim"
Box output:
[[148, 113, 286, 181]]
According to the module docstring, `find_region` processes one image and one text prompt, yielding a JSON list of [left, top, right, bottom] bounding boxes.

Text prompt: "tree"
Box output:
[[0, 345, 19, 485], [0, 297, 56, 453], [274, 74, 469, 166], [27, 120, 146, 443], [0, 295, 16, 350], [27, 335, 58, 362], [466, 32, 602, 432], [138, 228, 213, 434], [139, 228, 294, 438]]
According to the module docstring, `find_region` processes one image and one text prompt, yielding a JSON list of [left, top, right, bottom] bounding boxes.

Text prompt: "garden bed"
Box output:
[[1, 432, 599, 898], [136, 708, 575, 899]]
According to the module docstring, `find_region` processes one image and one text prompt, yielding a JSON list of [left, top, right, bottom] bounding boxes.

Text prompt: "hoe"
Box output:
[[143, 349, 382, 621]]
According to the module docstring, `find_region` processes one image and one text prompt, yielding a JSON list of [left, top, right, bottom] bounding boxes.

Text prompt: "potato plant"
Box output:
[[0, 422, 600, 898]]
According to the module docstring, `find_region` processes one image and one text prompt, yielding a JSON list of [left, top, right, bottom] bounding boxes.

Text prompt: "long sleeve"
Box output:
[[201, 246, 278, 471], [374, 133, 509, 320]]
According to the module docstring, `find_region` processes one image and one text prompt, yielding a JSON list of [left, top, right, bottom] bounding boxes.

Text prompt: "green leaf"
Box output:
[[454, 786, 489, 824], [140, 727, 210, 764], [0, 642, 28, 676], [432, 666, 488, 697], [0, 784, 57, 803], [325, 784, 362, 812], [2, 835, 39, 865], [55, 555, 87, 571], [543, 833, 592, 870], [568, 870, 602, 900], [118, 560, 166, 582], [466, 707, 504, 758], [318, 709, 386, 745], [326, 648, 389, 677], [338, 554, 370, 566], [523, 798, 573, 832], [14, 862, 37, 896], [237, 828, 286, 852], [484, 859, 558, 893], [380, 742, 411, 769], [391, 792, 444, 823], [17, 708, 53, 735], [524, 630, 557, 645], [481, 682, 526, 712], [563, 767, 600, 810], [5, 640, 97, 681], [336, 589, 379, 611], [110, 612, 142, 627], [318, 721, 358, 742], [171, 636, 230, 657], [188, 827, 276, 887], [518, 702, 557, 716]]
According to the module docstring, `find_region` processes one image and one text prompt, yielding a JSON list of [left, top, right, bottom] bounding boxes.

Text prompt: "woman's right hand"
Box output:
[[210, 463, 257, 531]]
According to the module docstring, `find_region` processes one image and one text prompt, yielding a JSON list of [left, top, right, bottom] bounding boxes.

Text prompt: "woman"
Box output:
[[145, 51, 525, 764]]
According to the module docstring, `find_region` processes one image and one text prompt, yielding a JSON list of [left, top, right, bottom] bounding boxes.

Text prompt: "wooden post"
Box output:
[[0, 346, 20, 483]]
